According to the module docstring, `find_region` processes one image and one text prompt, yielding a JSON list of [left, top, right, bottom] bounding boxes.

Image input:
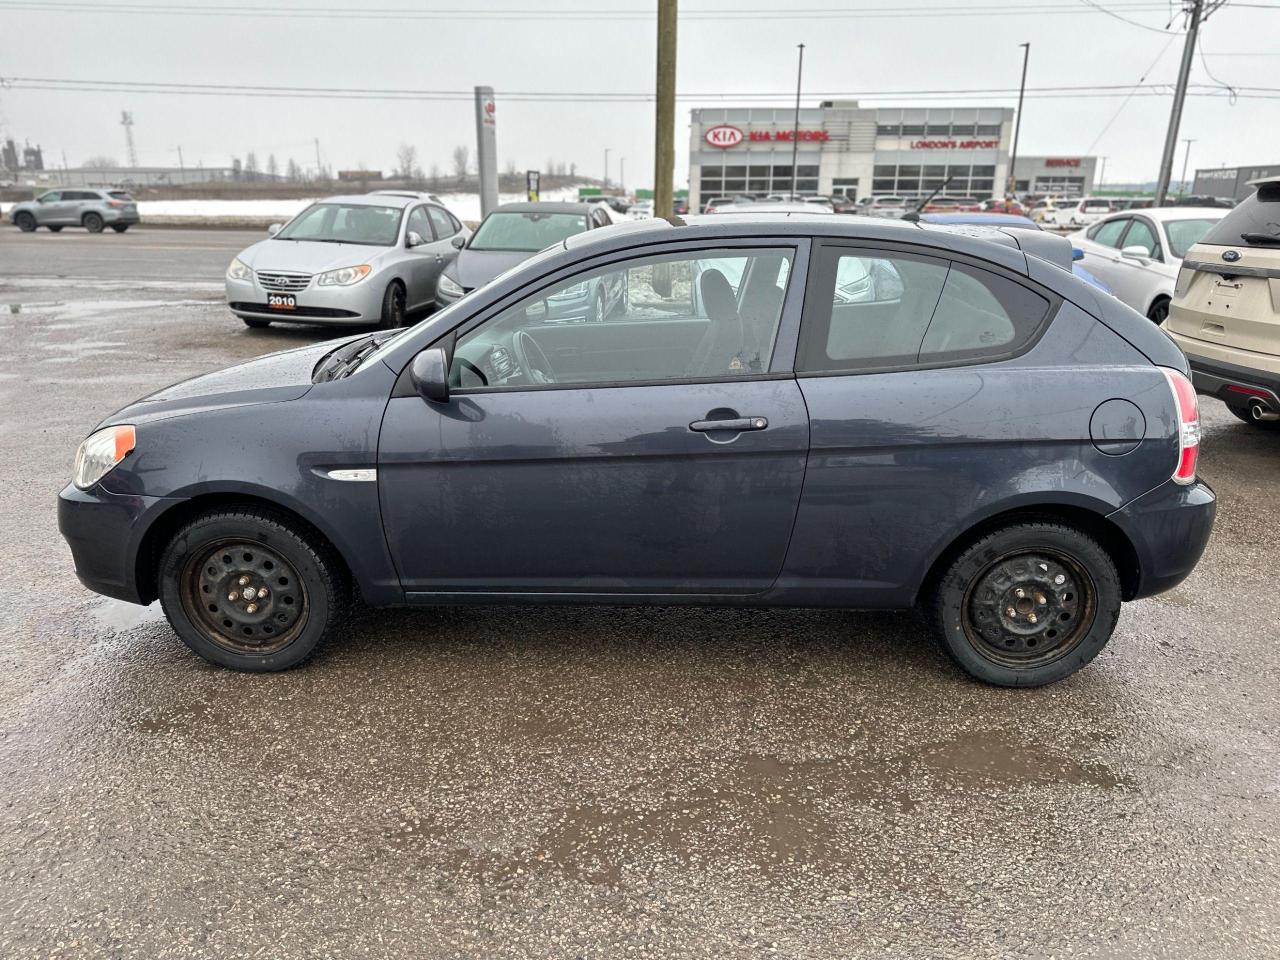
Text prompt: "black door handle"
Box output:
[[689, 416, 768, 433]]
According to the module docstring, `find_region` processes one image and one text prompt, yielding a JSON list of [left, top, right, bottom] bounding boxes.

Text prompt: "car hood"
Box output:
[[447, 248, 534, 290], [100, 337, 361, 428], [239, 238, 392, 274]]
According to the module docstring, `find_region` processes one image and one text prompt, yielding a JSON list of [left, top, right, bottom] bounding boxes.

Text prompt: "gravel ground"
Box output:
[[1, 228, 1277, 959]]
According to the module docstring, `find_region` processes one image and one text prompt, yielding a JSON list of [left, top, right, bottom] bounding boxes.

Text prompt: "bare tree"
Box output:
[[286, 157, 301, 181], [267, 154, 279, 179], [428, 161, 441, 187], [503, 158, 517, 176], [570, 161, 577, 178], [244, 151, 259, 182], [82, 155, 120, 169], [395, 143, 419, 179], [451, 144, 470, 180]]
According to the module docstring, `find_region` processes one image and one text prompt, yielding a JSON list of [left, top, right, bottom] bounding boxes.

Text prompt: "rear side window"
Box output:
[[427, 206, 455, 239], [1198, 183, 1280, 247], [797, 246, 1050, 374], [1088, 218, 1129, 248]]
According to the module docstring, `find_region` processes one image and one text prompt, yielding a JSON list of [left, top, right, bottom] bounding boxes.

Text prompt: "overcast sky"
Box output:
[[1, 0, 1277, 186]]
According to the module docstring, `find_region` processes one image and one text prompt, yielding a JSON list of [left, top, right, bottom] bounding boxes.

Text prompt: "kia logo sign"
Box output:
[[705, 124, 744, 149]]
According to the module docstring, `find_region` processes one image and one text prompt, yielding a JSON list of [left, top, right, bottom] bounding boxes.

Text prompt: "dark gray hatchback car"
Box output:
[[59, 215, 1214, 686]]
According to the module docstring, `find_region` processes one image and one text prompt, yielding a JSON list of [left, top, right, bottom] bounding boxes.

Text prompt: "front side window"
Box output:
[[450, 247, 794, 390], [1122, 219, 1160, 259], [469, 211, 590, 252], [275, 203, 403, 246], [797, 247, 1049, 374], [39, 191, 62, 202], [405, 206, 431, 242]]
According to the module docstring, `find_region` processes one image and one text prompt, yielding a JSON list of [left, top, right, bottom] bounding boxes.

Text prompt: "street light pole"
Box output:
[[790, 43, 805, 198], [1155, 0, 1205, 205], [1007, 42, 1030, 198], [653, 0, 677, 217], [1179, 138, 1196, 197], [620, 156, 626, 193], [1097, 155, 1108, 191], [604, 147, 611, 189]]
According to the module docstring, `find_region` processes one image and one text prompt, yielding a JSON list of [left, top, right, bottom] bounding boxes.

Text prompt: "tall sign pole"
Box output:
[[654, 0, 678, 218], [790, 43, 805, 198], [1007, 42, 1029, 198], [474, 85, 498, 217], [1155, 0, 1204, 206]]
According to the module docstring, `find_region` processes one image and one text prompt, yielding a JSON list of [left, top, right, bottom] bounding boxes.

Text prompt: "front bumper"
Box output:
[[1108, 478, 1216, 600], [58, 483, 180, 605], [226, 273, 385, 324]]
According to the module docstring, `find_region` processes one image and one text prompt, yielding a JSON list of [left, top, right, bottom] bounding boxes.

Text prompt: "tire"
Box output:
[[379, 280, 407, 329], [932, 522, 1121, 687], [158, 507, 350, 671], [47, 225, 64, 233], [14, 212, 36, 232], [83, 212, 104, 233], [110, 224, 129, 233], [1228, 402, 1280, 430], [591, 287, 606, 322], [241, 317, 272, 329], [1147, 297, 1170, 325]]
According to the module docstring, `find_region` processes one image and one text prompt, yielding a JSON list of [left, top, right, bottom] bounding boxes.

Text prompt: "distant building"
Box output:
[[1, 138, 44, 181], [12, 165, 239, 188], [1192, 164, 1280, 201]]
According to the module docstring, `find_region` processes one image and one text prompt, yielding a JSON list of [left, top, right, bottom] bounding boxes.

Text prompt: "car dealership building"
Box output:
[[688, 101, 1098, 210]]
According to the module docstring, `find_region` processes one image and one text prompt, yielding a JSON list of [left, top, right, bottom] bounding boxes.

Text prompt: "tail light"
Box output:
[[107, 200, 125, 208], [1161, 367, 1199, 485]]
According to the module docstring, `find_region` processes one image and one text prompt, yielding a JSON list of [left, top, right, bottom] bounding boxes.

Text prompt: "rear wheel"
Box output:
[[158, 507, 349, 671], [83, 212, 104, 233], [932, 522, 1121, 687], [241, 317, 271, 329], [110, 224, 129, 233], [1228, 402, 1280, 430], [379, 280, 407, 329], [47, 225, 64, 233], [1147, 297, 1170, 325], [14, 212, 36, 232]]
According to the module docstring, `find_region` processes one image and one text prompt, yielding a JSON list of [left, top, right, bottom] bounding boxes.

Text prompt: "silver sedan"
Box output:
[[224, 193, 470, 329]]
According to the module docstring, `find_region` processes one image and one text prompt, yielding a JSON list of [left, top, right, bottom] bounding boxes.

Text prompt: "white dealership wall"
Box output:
[[688, 102, 1093, 210]]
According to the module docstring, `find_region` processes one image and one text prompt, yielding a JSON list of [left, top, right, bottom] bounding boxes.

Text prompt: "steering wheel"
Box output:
[[511, 329, 558, 385]]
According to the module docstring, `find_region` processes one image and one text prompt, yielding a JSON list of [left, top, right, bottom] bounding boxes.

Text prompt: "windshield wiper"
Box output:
[[1240, 232, 1280, 246], [335, 331, 405, 379]]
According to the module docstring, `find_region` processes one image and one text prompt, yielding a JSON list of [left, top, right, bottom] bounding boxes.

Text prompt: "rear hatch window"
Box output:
[[108, 191, 134, 201], [1197, 182, 1280, 247]]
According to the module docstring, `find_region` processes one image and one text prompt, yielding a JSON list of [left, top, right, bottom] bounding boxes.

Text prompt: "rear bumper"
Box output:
[[58, 483, 180, 605], [1176, 346, 1280, 409], [1108, 479, 1216, 600], [103, 209, 140, 224]]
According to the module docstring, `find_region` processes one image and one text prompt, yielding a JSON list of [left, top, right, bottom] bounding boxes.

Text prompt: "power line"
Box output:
[[1084, 32, 1180, 153], [1074, 0, 1177, 33]]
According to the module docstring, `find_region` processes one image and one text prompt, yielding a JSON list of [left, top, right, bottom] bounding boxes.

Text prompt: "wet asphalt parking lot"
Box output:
[[1, 226, 1278, 958]]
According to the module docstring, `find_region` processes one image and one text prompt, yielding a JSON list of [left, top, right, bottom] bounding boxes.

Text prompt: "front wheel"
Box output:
[[932, 522, 1121, 687], [83, 212, 104, 233], [379, 280, 407, 329], [158, 507, 350, 671]]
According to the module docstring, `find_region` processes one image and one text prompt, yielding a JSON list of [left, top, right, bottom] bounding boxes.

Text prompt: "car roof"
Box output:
[[713, 202, 834, 215], [1117, 206, 1228, 221], [315, 193, 416, 209], [491, 201, 595, 214], [920, 212, 1039, 228]]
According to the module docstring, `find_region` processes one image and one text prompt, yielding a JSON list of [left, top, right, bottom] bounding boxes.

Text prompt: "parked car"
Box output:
[[981, 199, 1026, 216], [1050, 197, 1117, 229], [1029, 197, 1075, 225], [863, 196, 911, 219], [830, 195, 859, 214], [627, 200, 655, 220], [8, 188, 139, 233], [435, 201, 615, 311], [368, 189, 448, 206], [60, 215, 1214, 687], [1163, 176, 1280, 427], [916, 212, 1113, 294], [587, 195, 631, 215], [703, 196, 748, 213], [1071, 207, 1226, 321], [922, 196, 983, 213], [224, 194, 470, 329]]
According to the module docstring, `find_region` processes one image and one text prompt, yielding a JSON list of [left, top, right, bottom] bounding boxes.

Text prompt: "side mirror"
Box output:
[[1120, 245, 1150, 262], [451, 235, 466, 249], [409, 347, 450, 403], [267, 223, 282, 237], [406, 230, 426, 248], [1072, 247, 1085, 262]]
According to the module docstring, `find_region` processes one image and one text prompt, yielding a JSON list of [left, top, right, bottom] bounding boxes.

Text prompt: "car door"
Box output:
[[400, 205, 443, 311], [780, 241, 1059, 607], [377, 241, 811, 598], [1106, 216, 1164, 312], [33, 191, 63, 225], [1076, 216, 1131, 292], [423, 205, 464, 302]]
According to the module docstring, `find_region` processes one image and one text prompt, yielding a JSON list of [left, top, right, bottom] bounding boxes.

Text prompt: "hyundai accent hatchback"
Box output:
[[59, 215, 1215, 687]]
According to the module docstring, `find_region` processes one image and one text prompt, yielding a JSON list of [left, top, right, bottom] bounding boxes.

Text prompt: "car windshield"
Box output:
[[1197, 184, 1280, 246], [468, 211, 590, 252], [1164, 218, 1222, 258], [275, 202, 403, 246]]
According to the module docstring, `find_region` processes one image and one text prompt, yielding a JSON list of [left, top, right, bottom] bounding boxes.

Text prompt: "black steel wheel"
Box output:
[[83, 212, 105, 233], [14, 212, 36, 232], [380, 281, 407, 329], [158, 507, 349, 670], [932, 522, 1121, 687], [1147, 297, 1170, 325]]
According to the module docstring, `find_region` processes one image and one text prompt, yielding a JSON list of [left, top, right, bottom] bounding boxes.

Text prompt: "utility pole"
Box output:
[[474, 86, 498, 216], [314, 137, 323, 182], [120, 110, 137, 167], [176, 145, 185, 173], [620, 156, 625, 193], [1155, 0, 1205, 205], [1097, 156, 1108, 192], [790, 43, 805, 198], [653, 0, 677, 217], [603, 147, 610, 189], [1179, 138, 1196, 197], [1007, 42, 1030, 198]]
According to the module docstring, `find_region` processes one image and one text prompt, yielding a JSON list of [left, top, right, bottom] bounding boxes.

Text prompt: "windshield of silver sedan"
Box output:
[[275, 203, 403, 246], [468, 212, 590, 252]]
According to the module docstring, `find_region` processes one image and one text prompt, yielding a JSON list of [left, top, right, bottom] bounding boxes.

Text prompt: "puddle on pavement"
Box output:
[[918, 730, 1125, 789], [91, 599, 165, 632]]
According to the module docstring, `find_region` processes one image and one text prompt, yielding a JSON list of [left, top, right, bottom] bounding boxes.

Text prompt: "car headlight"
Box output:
[[438, 273, 465, 298], [548, 281, 589, 300], [316, 264, 372, 286], [73, 425, 135, 490], [227, 257, 254, 282]]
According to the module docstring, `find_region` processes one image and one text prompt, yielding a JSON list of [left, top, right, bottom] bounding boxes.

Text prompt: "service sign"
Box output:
[[704, 124, 745, 149]]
